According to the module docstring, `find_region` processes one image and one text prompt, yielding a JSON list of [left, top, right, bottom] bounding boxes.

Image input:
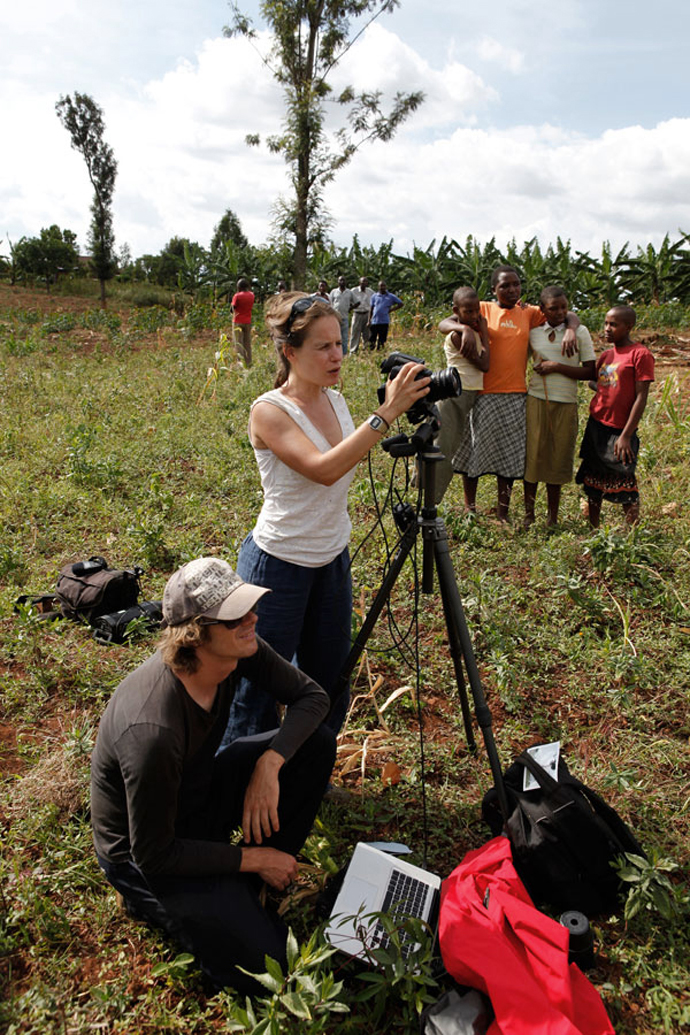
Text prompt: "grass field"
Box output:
[[1, 282, 689, 1033]]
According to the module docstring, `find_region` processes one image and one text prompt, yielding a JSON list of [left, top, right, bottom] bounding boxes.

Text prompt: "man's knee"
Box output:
[[286, 723, 336, 787], [307, 723, 337, 768]]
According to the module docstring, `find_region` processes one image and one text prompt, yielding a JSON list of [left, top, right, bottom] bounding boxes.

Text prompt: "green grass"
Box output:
[[1, 288, 689, 1033]]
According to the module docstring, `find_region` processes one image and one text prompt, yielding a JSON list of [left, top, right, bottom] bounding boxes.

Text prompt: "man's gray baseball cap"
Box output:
[[162, 557, 269, 628]]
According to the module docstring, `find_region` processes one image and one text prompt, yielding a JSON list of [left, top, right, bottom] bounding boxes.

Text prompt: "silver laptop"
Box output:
[[324, 842, 441, 963]]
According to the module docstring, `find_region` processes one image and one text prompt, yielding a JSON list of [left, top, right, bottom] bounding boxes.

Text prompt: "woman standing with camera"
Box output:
[[225, 292, 429, 740]]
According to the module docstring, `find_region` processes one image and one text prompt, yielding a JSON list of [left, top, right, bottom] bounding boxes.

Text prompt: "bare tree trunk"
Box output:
[[293, 176, 309, 289]]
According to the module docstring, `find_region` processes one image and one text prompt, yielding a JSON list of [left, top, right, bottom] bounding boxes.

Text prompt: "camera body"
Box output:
[[378, 352, 461, 424]]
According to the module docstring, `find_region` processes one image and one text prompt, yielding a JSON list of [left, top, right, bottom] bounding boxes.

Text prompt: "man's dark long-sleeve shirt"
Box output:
[[90, 639, 328, 876]]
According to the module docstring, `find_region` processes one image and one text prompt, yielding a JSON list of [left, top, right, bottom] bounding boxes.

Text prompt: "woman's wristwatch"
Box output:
[[367, 412, 390, 434]]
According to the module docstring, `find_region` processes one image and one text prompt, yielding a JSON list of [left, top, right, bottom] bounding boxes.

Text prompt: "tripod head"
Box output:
[[380, 405, 441, 458]]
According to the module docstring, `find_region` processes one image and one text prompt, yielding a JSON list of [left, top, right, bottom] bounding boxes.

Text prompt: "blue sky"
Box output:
[[2, 0, 689, 261]]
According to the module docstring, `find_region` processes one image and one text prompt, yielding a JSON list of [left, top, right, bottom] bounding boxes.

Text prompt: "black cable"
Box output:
[[353, 444, 431, 865]]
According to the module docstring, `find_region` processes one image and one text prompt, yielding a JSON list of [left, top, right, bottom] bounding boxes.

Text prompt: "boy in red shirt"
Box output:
[[576, 305, 654, 526], [231, 277, 255, 368]]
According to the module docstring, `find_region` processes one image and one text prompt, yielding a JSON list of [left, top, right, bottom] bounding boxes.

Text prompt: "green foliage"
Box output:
[[128, 305, 172, 333], [150, 952, 197, 982], [347, 912, 439, 1028], [210, 208, 249, 253], [1, 286, 689, 1034], [80, 307, 122, 333], [41, 311, 78, 335], [615, 851, 681, 922], [65, 422, 122, 488], [223, 930, 348, 1033], [584, 525, 663, 590], [12, 226, 79, 291]]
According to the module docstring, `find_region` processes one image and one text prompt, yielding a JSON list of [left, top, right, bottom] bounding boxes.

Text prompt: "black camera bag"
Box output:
[[56, 556, 142, 625], [91, 601, 163, 645], [482, 749, 645, 916]]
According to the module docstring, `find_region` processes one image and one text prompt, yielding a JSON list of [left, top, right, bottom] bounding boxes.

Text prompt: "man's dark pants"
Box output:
[[98, 725, 335, 995], [369, 323, 389, 349]]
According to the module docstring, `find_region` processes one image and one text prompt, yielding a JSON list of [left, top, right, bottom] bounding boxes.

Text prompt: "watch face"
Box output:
[[369, 414, 383, 431]]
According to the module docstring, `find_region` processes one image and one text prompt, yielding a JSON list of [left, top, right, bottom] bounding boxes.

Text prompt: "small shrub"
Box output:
[[80, 309, 122, 334], [41, 312, 77, 335], [4, 331, 42, 355], [129, 306, 172, 333]]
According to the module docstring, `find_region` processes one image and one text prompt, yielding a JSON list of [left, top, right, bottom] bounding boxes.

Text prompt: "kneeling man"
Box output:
[[91, 557, 335, 994]]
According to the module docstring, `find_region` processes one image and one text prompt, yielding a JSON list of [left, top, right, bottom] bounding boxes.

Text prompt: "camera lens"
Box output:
[[426, 367, 461, 403]]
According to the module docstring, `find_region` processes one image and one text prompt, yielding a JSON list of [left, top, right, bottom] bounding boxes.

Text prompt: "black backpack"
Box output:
[[56, 556, 142, 624], [482, 749, 645, 916]]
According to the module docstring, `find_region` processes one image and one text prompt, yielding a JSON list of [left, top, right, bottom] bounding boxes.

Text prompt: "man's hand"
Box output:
[[561, 327, 577, 357], [533, 359, 559, 376], [240, 847, 298, 890], [458, 324, 477, 358], [242, 749, 284, 844]]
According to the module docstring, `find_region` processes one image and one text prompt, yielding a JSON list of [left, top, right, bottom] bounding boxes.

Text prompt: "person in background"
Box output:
[[316, 280, 330, 300], [576, 305, 654, 526], [368, 280, 403, 351], [431, 287, 490, 505], [329, 275, 354, 355], [231, 277, 255, 368], [349, 276, 374, 353], [442, 266, 579, 521], [524, 286, 596, 526]]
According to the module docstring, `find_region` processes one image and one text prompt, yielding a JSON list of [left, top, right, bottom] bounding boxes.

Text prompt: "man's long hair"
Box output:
[[158, 618, 211, 675]]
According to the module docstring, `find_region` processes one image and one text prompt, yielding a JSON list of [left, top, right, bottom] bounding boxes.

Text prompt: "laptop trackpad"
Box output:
[[346, 876, 378, 911]]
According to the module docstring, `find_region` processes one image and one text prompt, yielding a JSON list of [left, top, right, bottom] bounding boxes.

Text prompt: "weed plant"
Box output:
[[0, 287, 689, 1033]]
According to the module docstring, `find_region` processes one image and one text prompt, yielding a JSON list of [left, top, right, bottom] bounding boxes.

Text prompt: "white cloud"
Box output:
[[2, 13, 690, 264], [332, 23, 497, 128], [326, 118, 690, 257], [476, 37, 525, 74]]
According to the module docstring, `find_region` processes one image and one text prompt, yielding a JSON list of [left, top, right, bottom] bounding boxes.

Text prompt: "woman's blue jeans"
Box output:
[[223, 534, 352, 743]]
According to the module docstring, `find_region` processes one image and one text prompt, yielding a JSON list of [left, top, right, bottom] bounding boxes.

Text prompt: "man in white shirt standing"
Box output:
[[329, 276, 354, 355], [349, 276, 374, 354]]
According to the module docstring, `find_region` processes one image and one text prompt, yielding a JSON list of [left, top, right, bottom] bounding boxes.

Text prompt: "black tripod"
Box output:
[[334, 419, 509, 821]]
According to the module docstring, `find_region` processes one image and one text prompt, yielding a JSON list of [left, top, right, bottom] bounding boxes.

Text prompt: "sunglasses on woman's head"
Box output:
[[200, 606, 258, 629], [285, 295, 318, 334]]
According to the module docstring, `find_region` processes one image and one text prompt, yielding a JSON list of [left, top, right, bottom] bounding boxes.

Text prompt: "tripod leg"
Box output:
[[330, 517, 417, 716], [433, 546, 476, 753], [432, 531, 511, 821]]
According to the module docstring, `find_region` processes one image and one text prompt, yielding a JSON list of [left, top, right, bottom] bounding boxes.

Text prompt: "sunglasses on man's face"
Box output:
[[200, 606, 258, 630]]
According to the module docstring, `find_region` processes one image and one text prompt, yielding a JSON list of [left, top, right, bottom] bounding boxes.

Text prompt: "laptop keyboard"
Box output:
[[370, 869, 429, 957]]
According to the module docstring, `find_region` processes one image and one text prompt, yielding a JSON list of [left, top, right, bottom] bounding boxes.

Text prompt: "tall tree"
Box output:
[[56, 92, 117, 306], [210, 208, 249, 253], [225, 1, 423, 288]]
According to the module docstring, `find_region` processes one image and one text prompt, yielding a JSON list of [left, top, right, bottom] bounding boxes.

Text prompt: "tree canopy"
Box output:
[[210, 209, 249, 253], [56, 92, 117, 306], [225, 0, 424, 287], [13, 226, 79, 292]]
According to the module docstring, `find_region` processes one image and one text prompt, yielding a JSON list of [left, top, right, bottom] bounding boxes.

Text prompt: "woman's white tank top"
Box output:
[[251, 388, 356, 568]]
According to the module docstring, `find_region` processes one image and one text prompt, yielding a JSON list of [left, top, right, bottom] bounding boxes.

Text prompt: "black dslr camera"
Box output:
[[378, 352, 461, 425]]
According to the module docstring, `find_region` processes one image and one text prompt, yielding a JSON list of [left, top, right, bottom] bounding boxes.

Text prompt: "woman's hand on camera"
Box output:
[[380, 362, 431, 424]]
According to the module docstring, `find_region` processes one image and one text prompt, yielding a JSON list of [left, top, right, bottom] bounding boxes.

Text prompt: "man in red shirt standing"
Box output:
[[232, 277, 255, 368]]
